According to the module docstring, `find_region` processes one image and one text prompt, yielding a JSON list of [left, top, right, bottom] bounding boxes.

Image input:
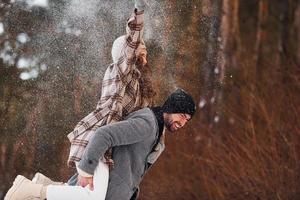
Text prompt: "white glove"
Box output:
[[135, 0, 148, 11]]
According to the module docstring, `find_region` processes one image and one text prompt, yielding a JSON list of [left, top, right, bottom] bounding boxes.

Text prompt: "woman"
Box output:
[[67, 0, 154, 172], [5, 1, 155, 200]]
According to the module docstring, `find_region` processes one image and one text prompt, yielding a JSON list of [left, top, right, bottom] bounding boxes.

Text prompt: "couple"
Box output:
[[5, 1, 196, 200]]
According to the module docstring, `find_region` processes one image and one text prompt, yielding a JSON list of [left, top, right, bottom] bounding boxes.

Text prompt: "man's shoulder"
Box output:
[[125, 108, 157, 128], [126, 107, 154, 120], [124, 108, 158, 138]]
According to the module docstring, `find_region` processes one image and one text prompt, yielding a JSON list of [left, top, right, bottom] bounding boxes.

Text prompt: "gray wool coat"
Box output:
[[77, 108, 162, 200]]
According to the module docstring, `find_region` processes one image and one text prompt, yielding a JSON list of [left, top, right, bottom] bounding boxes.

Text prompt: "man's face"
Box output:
[[163, 113, 191, 132]]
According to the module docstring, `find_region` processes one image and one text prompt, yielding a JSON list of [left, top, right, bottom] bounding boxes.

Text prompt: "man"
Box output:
[[5, 88, 196, 200]]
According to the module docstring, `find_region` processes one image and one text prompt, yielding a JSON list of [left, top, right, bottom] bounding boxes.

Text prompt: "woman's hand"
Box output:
[[78, 174, 94, 191], [135, 0, 149, 11]]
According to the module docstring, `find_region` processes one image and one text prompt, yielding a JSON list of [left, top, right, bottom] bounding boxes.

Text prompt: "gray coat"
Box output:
[[77, 108, 161, 200]]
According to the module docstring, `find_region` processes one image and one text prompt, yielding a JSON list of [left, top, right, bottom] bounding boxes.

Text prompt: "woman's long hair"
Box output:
[[135, 55, 156, 106]]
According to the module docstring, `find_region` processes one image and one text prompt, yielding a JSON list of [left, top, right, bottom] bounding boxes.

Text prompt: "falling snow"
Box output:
[[214, 67, 219, 74], [199, 99, 206, 108], [0, 22, 4, 35], [0, 41, 17, 66], [20, 69, 39, 80], [17, 0, 49, 8], [40, 63, 47, 71], [214, 116, 220, 123], [17, 58, 31, 68], [17, 33, 30, 44]]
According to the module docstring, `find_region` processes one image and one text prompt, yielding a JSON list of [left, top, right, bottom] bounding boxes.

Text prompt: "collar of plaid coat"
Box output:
[[67, 9, 162, 168]]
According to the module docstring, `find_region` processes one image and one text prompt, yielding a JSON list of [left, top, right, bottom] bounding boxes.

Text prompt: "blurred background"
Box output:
[[0, 0, 299, 199]]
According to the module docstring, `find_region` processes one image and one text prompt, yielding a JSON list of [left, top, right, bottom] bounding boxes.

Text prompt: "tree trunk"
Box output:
[[201, 0, 222, 127], [247, 0, 268, 137], [214, 0, 233, 126], [297, 1, 300, 65]]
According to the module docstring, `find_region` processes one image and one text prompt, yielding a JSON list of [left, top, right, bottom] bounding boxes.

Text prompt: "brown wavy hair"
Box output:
[[135, 55, 156, 106]]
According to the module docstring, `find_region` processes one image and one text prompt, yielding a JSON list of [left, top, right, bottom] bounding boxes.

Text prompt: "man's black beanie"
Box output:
[[162, 88, 196, 118]]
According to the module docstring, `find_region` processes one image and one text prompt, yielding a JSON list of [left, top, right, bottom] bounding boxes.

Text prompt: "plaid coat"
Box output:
[[67, 9, 152, 168]]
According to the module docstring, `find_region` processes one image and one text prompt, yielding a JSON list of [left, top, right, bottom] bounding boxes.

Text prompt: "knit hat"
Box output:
[[162, 88, 196, 118]]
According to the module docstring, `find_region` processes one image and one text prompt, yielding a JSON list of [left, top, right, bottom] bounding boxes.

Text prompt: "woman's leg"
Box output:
[[47, 160, 109, 200]]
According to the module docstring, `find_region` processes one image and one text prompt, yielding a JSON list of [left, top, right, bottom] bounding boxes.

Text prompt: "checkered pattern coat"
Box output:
[[67, 9, 152, 168]]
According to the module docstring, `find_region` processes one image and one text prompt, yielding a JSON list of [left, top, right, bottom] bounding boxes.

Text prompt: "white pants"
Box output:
[[47, 160, 109, 200]]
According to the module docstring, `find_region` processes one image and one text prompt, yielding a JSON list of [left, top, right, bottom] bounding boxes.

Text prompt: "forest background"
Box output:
[[0, 0, 299, 199]]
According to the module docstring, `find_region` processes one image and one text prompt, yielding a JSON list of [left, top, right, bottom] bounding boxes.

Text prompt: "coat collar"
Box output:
[[150, 106, 164, 137]]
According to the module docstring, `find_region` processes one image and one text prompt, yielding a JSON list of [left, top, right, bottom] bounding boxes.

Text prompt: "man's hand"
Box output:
[[78, 174, 94, 191]]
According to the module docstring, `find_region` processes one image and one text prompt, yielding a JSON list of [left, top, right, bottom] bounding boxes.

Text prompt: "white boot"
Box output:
[[4, 175, 47, 200], [32, 172, 63, 186]]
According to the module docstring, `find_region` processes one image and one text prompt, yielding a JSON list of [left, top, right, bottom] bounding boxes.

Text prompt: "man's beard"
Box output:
[[164, 119, 175, 132]]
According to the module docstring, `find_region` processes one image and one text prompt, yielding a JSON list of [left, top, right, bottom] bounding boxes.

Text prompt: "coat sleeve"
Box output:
[[77, 113, 156, 175], [122, 9, 144, 69]]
